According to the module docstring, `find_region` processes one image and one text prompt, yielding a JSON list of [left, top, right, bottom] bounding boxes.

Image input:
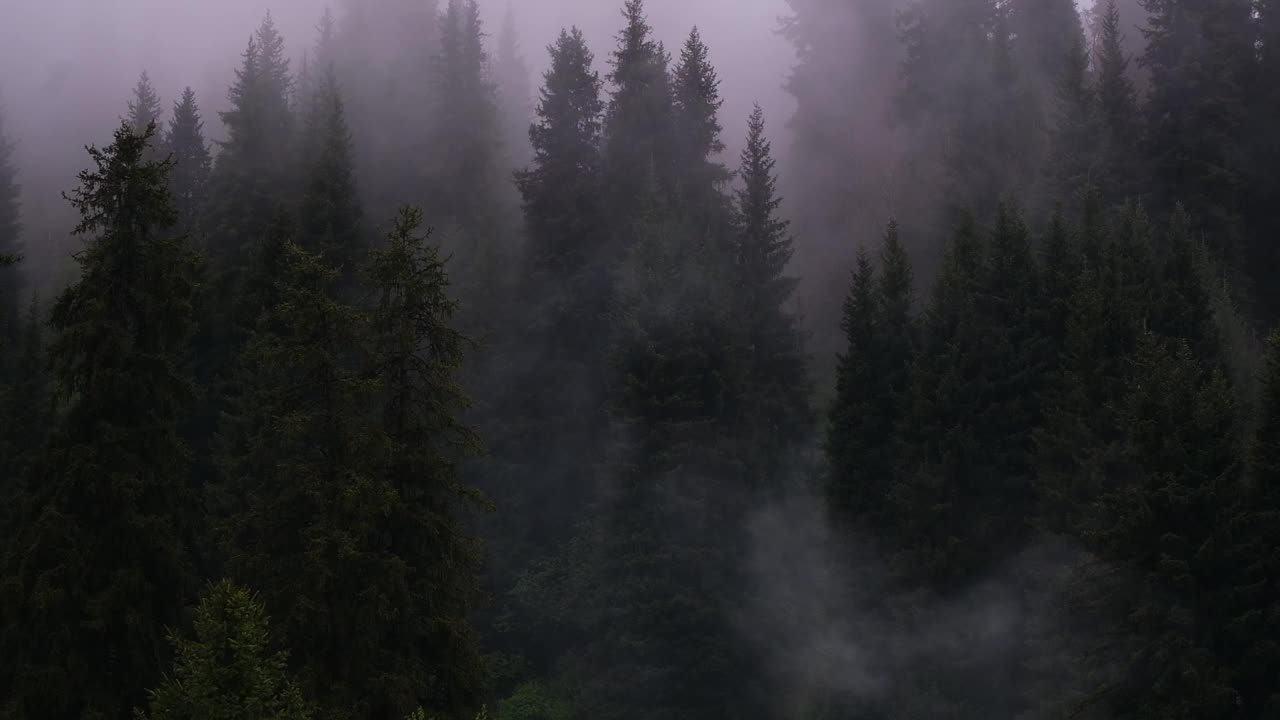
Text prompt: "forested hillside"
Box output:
[[1, 0, 1279, 719]]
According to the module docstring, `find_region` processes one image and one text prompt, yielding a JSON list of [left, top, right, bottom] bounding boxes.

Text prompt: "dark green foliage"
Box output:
[[297, 63, 364, 288], [1140, 0, 1253, 260], [1096, 0, 1141, 201], [138, 580, 311, 720], [672, 27, 731, 221], [127, 71, 163, 137], [825, 222, 917, 539], [1234, 333, 1280, 717], [164, 87, 211, 236], [361, 206, 488, 720], [732, 105, 810, 494], [0, 121, 200, 720], [431, 0, 501, 237], [566, 191, 755, 720], [218, 239, 379, 719], [0, 294, 51, 494], [502, 26, 608, 573], [222, 207, 486, 720], [207, 12, 296, 271], [1045, 35, 1102, 211], [1076, 333, 1242, 720], [893, 209, 1042, 586], [604, 1, 675, 221], [495, 5, 533, 172]]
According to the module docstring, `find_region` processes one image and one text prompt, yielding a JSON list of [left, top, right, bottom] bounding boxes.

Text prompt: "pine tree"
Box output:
[[207, 13, 295, 272], [1140, 0, 1253, 261], [0, 121, 200, 720], [732, 105, 810, 494], [430, 0, 507, 330], [672, 27, 732, 222], [218, 239, 378, 720], [139, 581, 312, 720], [604, 0, 675, 222], [0, 106, 22, 333], [495, 4, 533, 171], [504, 26, 609, 571], [127, 70, 163, 136], [1045, 34, 1103, 210], [297, 63, 364, 289], [826, 248, 880, 528], [1096, 0, 1139, 202], [826, 220, 916, 542], [362, 206, 488, 720], [165, 87, 211, 236], [1077, 332, 1242, 719]]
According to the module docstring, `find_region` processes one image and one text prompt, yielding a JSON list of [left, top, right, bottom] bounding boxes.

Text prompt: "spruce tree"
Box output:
[[127, 70, 163, 136], [430, 0, 506, 329], [570, 183, 753, 720], [495, 4, 534, 171], [826, 248, 880, 528], [604, 0, 675, 222], [732, 105, 810, 494], [0, 121, 200, 720], [362, 206, 488, 720], [826, 220, 915, 540], [297, 63, 364, 288], [208, 12, 296, 271], [672, 27, 732, 224], [505, 26, 608, 570], [1045, 34, 1102, 210], [1140, 0, 1253, 260], [140, 581, 312, 720], [1078, 332, 1242, 719], [1096, 0, 1139, 201], [218, 238, 377, 720], [165, 87, 211, 236]]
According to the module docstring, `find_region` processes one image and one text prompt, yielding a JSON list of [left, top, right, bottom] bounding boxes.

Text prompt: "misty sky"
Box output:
[[0, 0, 795, 174]]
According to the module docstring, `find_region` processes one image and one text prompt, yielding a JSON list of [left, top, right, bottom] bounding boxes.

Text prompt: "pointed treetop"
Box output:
[[127, 70, 163, 134]]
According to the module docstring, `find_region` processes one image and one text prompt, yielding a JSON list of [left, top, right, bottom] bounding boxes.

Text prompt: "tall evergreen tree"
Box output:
[[430, 0, 508, 331], [826, 221, 914, 539], [1096, 0, 1141, 202], [1076, 332, 1242, 719], [604, 0, 675, 223], [502, 26, 608, 571], [1045, 34, 1102, 210], [362, 206, 488, 720], [127, 71, 163, 136], [672, 27, 731, 224], [494, 4, 533, 172], [732, 105, 810, 493], [164, 87, 211, 236], [297, 63, 364, 288], [218, 239, 378, 720], [1139, 0, 1253, 261], [0, 121, 200, 720]]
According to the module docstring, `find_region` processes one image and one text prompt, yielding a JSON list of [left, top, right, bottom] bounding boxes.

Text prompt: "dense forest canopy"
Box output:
[[1, 0, 1279, 719]]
